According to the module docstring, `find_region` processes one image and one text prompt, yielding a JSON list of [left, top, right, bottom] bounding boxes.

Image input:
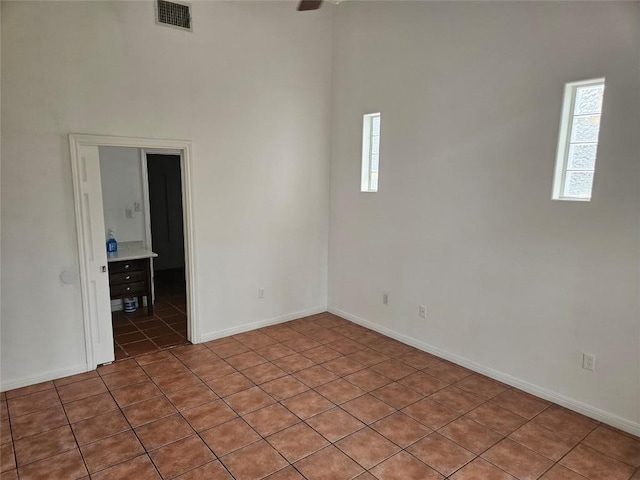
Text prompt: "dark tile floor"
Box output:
[[1, 313, 639, 479], [113, 270, 189, 359], [112, 301, 188, 360]]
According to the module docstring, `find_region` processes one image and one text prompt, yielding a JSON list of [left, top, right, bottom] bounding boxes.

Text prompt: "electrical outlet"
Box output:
[[258, 288, 265, 299], [419, 305, 426, 319], [582, 353, 595, 371], [383, 293, 389, 305], [134, 202, 142, 212], [125, 208, 133, 219]]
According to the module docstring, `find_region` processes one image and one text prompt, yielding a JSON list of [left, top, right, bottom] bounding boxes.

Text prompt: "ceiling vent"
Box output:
[[156, 0, 192, 32]]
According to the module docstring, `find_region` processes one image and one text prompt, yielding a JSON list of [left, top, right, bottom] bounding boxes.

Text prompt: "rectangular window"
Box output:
[[361, 113, 381, 192], [552, 78, 605, 201]]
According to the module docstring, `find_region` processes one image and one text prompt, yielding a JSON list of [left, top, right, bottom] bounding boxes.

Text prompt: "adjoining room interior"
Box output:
[[109, 267, 189, 359], [99, 146, 189, 359], [1, 1, 639, 479]]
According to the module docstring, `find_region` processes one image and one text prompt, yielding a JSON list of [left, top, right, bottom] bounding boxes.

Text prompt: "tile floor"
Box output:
[[1, 313, 639, 480], [112, 293, 188, 360]]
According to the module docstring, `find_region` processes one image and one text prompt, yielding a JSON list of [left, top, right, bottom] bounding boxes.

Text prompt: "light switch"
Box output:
[[125, 208, 133, 219]]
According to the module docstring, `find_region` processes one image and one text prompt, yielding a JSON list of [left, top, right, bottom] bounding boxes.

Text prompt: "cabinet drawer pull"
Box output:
[[124, 264, 130, 269], [126, 287, 131, 291], [125, 275, 131, 280]]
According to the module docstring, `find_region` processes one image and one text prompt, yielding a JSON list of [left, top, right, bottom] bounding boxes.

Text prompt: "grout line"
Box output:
[[0, 342, 526, 480], [100, 370, 166, 479], [113, 291, 189, 360], [5, 314, 638, 480], [146, 349, 239, 480], [51, 377, 92, 478], [200, 321, 589, 479], [175, 324, 367, 476], [200, 323, 433, 476]]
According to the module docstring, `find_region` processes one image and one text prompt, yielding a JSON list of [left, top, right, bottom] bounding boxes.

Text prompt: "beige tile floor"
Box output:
[[1, 313, 639, 479]]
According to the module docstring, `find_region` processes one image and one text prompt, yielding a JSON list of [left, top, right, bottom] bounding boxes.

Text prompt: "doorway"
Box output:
[[69, 134, 198, 369], [147, 153, 186, 303], [103, 149, 190, 359]]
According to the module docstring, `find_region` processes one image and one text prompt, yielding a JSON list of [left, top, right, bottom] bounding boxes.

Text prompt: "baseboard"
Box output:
[[328, 307, 640, 438], [0, 363, 90, 393], [199, 305, 329, 343], [2, 306, 327, 392]]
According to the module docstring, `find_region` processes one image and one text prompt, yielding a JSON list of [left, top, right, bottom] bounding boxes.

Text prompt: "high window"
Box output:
[[361, 113, 381, 192], [552, 78, 605, 201]]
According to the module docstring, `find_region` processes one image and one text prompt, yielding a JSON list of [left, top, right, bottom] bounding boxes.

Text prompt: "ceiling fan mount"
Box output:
[[297, 0, 323, 11]]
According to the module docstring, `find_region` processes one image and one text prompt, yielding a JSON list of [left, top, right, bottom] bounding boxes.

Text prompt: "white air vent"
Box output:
[[156, 0, 192, 31]]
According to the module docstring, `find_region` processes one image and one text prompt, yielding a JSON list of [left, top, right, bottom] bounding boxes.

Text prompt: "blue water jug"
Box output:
[[106, 229, 118, 255]]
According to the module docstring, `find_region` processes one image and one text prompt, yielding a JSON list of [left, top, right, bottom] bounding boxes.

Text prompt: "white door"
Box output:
[[78, 145, 115, 366]]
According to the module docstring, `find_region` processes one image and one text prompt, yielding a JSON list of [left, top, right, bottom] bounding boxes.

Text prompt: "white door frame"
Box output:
[[69, 134, 199, 369]]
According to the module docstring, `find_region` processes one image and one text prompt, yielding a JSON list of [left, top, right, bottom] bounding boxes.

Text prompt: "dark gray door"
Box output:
[[147, 154, 185, 271]]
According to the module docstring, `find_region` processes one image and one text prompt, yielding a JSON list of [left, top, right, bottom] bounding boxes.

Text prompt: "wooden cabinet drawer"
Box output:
[[110, 281, 146, 298], [106, 255, 154, 314], [108, 260, 145, 274], [110, 271, 146, 286]]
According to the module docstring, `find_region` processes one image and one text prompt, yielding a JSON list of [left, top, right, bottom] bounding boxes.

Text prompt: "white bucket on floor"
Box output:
[[123, 297, 137, 313]]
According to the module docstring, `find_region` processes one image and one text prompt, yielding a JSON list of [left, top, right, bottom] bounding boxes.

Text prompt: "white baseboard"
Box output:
[[111, 299, 123, 312], [1, 306, 327, 393], [1, 363, 90, 393], [199, 305, 328, 343], [329, 307, 640, 438]]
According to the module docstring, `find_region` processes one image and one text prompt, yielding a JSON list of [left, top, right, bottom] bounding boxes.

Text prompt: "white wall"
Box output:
[[329, 2, 640, 431], [1, 1, 332, 388], [99, 146, 145, 243], [2, 0, 639, 435]]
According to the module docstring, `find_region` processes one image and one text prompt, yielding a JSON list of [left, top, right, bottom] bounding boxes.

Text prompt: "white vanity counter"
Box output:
[[107, 241, 158, 262]]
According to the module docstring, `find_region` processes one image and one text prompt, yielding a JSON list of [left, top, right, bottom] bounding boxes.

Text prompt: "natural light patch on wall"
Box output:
[[361, 113, 381, 192], [552, 78, 605, 201]]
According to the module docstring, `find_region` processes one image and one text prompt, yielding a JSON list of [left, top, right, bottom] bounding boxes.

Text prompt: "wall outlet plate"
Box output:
[[582, 353, 595, 371], [383, 293, 389, 305], [419, 305, 426, 319]]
